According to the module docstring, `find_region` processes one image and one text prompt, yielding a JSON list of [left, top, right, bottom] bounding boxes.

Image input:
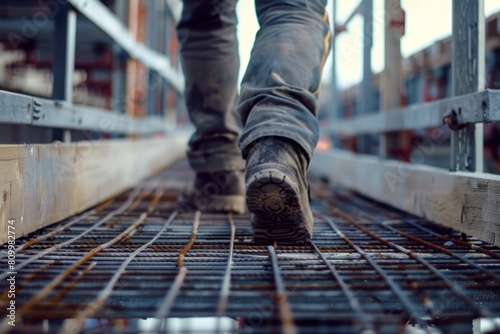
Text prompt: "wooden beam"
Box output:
[[310, 150, 500, 246], [0, 133, 189, 244]]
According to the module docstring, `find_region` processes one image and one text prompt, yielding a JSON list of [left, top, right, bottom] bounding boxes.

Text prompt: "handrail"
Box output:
[[326, 0, 488, 172], [0, 90, 173, 135], [0, 0, 186, 138], [323, 89, 500, 136], [313, 0, 500, 246]]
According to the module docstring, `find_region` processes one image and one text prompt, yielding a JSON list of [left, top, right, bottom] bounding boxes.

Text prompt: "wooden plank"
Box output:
[[310, 150, 500, 246], [0, 133, 189, 244]]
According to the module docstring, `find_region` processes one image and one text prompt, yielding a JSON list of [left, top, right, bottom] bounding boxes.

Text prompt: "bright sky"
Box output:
[[236, 0, 500, 88]]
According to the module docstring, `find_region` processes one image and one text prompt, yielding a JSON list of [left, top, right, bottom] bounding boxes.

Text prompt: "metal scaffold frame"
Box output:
[[313, 0, 500, 246], [0, 0, 188, 244]]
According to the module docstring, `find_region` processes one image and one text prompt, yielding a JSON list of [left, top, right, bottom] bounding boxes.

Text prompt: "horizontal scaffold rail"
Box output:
[[324, 89, 500, 136], [0, 90, 174, 134], [67, 0, 185, 93]]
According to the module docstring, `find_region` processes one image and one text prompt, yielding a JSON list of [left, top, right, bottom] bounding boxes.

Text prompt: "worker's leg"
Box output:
[[240, 0, 331, 241], [239, 0, 331, 159], [177, 0, 245, 213]]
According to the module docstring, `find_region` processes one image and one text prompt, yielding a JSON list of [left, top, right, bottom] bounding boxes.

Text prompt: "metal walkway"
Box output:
[[1, 161, 499, 334]]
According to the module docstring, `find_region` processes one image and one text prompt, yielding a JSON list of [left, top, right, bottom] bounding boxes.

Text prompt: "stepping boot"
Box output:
[[245, 137, 313, 242]]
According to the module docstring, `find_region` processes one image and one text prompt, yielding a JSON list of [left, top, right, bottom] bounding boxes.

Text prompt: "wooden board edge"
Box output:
[[0, 133, 189, 244], [310, 150, 500, 246]]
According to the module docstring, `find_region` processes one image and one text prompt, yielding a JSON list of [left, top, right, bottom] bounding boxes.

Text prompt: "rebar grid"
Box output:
[[1, 161, 499, 334]]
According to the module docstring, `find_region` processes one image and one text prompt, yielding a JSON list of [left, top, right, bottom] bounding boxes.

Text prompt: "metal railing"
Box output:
[[325, 0, 496, 173], [0, 0, 184, 139], [315, 0, 500, 246], [0, 0, 190, 245], [325, 89, 500, 136]]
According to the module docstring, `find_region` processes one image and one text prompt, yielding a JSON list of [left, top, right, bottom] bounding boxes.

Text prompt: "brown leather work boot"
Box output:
[[245, 137, 313, 242]]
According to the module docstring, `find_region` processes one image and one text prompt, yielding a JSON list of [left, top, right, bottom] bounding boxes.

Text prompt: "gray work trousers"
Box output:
[[177, 0, 331, 173]]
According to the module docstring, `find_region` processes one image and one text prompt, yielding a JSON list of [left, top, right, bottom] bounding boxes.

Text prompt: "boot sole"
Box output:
[[246, 168, 312, 242]]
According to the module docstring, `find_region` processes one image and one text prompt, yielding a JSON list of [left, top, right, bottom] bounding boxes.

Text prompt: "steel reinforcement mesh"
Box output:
[[1, 161, 499, 334]]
